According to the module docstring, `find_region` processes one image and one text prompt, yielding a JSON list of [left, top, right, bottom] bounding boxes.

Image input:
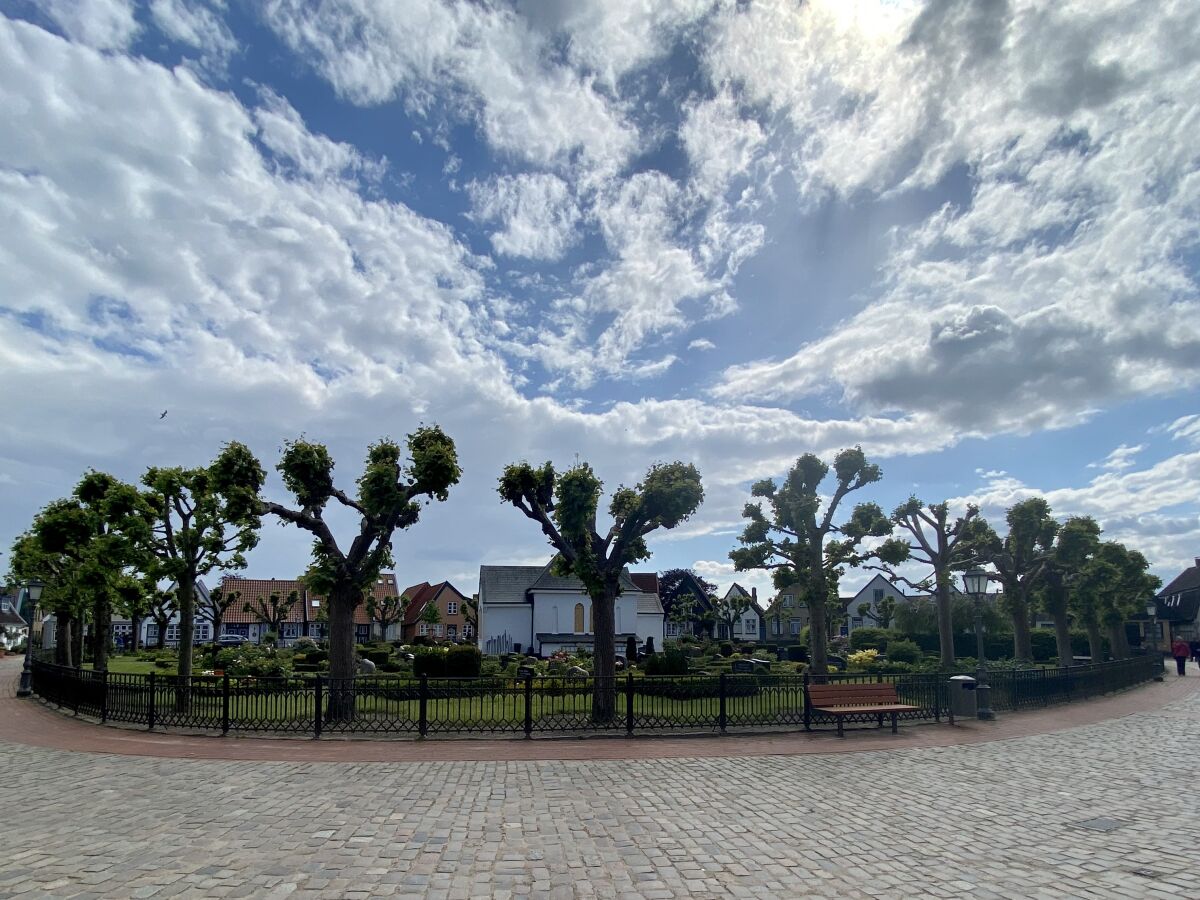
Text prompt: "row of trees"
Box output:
[[9, 429, 705, 722], [729, 449, 1160, 673]]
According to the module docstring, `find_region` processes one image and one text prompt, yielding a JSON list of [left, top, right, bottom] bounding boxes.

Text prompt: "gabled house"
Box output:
[[218, 572, 399, 645], [1156, 556, 1200, 641], [477, 561, 663, 656], [715, 583, 763, 642], [398, 581, 473, 642], [0, 594, 28, 650], [837, 573, 908, 636], [661, 570, 717, 640], [762, 583, 810, 644]]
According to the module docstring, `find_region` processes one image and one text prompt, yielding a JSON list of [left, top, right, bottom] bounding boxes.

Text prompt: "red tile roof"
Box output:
[[220, 573, 399, 626], [629, 572, 659, 595], [400, 581, 470, 625]]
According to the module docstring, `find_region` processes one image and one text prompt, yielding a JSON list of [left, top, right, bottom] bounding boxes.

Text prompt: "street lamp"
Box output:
[[16, 579, 45, 698], [963, 568, 994, 720], [1144, 598, 1165, 680]]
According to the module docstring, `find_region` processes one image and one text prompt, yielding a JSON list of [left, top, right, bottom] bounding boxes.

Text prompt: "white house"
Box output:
[[839, 574, 909, 635], [478, 561, 664, 656], [717, 583, 763, 642], [0, 594, 28, 650]]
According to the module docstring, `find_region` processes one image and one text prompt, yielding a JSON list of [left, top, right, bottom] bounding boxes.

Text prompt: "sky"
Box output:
[[1, 0, 1198, 601]]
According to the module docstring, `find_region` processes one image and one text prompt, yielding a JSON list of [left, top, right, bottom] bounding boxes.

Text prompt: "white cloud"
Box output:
[[149, 0, 237, 70], [1166, 414, 1200, 446], [43, 0, 140, 50], [679, 89, 768, 199], [1088, 443, 1144, 471], [710, 0, 1200, 436], [468, 173, 580, 261], [688, 338, 716, 351]]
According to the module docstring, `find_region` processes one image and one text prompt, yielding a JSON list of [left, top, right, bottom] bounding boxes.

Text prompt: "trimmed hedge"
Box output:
[[637, 675, 761, 699], [644, 646, 688, 675], [445, 644, 482, 677]]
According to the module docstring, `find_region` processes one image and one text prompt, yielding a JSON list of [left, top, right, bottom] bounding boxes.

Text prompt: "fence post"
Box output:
[[222, 673, 231, 736], [625, 674, 634, 736], [715, 672, 724, 734], [1063, 664, 1071, 703], [523, 675, 533, 739], [802, 670, 811, 731], [418, 673, 429, 738], [313, 675, 323, 739], [100, 669, 109, 723], [147, 671, 156, 731]]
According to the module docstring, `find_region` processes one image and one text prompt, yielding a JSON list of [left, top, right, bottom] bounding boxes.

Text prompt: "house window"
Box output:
[[419, 623, 428, 636], [851, 617, 863, 629], [873, 588, 885, 603], [790, 621, 800, 635], [283, 623, 300, 637], [574, 603, 585, 633], [447, 601, 458, 615], [666, 622, 679, 637], [771, 621, 780, 636], [839, 624, 849, 637], [434, 624, 443, 637], [783, 594, 793, 608], [447, 624, 457, 639], [463, 623, 473, 638], [744, 617, 757, 634]]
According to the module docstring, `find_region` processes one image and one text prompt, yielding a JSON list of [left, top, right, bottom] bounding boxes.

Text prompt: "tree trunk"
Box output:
[[1010, 595, 1033, 662], [1107, 623, 1128, 660], [326, 581, 359, 722], [72, 615, 85, 668], [1052, 611, 1073, 667], [131, 614, 142, 653], [934, 570, 955, 670], [177, 576, 196, 679], [808, 599, 829, 676], [591, 580, 618, 723], [1086, 621, 1104, 662], [55, 611, 73, 667], [92, 593, 111, 673]]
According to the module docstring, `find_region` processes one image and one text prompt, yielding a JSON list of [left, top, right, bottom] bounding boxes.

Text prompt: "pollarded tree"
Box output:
[[857, 596, 896, 629], [113, 577, 152, 653], [264, 429, 460, 720], [979, 498, 1058, 662], [1076, 541, 1159, 660], [418, 600, 441, 639], [658, 568, 716, 637], [141, 443, 265, 682], [147, 589, 175, 650], [866, 499, 992, 670], [34, 473, 150, 672], [731, 448, 891, 674], [1040, 516, 1102, 664], [243, 590, 299, 639], [8, 529, 83, 666], [712, 593, 752, 642], [198, 587, 241, 645], [499, 460, 704, 721], [366, 594, 409, 641]]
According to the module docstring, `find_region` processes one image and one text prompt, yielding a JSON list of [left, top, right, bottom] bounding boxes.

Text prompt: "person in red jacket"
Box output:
[[1171, 637, 1190, 676]]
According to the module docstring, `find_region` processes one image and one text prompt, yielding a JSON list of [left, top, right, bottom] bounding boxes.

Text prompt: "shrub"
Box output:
[[718, 641, 734, 657], [1030, 629, 1057, 662], [446, 644, 482, 677], [787, 645, 807, 662], [294, 636, 317, 650], [303, 649, 329, 664], [410, 635, 432, 647], [644, 636, 655, 654], [262, 631, 279, 646], [480, 657, 502, 677], [643, 646, 688, 676], [886, 639, 921, 664], [625, 635, 638, 661], [413, 648, 447, 677], [379, 661, 404, 673], [847, 648, 881, 669], [153, 658, 173, 670], [849, 628, 892, 652]]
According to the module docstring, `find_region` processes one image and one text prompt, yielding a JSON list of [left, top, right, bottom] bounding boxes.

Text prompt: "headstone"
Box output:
[[357, 658, 376, 674], [517, 665, 536, 678], [566, 665, 588, 676], [731, 659, 754, 674]]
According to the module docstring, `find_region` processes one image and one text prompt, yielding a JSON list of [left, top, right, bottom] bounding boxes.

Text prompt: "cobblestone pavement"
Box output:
[[2, 686, 1199, 899]]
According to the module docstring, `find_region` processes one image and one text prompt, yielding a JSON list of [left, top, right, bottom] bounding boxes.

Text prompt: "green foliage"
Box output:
[[153, 658, 173, 669], [644, 646, 689, 675], [214, 645, 292, 678], [849, 627, 893, 651], [787, 645, 807, 662], [365, 594, 409, 637], [412, 648, 447, 677], [718, 641, 734, 657], [885, 639, 921, 664], [363, 648, 391, 667], [446, 644, 482, 677]]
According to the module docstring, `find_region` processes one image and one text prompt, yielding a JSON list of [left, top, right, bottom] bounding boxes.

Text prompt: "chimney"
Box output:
[[752, 587, 758, 601]]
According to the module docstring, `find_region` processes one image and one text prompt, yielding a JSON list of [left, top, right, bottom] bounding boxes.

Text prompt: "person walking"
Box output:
[[1190, 639, 1200, 666], [1171, 637, 1190, 676]]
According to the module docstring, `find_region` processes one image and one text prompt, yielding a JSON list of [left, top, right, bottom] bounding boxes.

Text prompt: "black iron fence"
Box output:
[[28, 654, 1162, 739]]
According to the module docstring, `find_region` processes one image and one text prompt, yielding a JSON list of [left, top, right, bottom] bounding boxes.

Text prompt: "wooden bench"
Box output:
[[807, 682, 920, 737]]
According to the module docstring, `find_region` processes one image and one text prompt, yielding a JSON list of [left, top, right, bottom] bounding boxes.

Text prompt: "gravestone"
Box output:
[[731, 659, 754, 674], [517, 665, 536, 678], [357, 658, 376, 674]]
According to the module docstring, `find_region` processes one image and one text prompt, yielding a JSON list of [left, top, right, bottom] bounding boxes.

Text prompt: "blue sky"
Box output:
[[1, 0, 1198, 598]]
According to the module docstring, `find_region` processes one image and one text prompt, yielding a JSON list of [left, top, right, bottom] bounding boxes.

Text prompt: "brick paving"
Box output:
[[2, 657, 1198, 898]]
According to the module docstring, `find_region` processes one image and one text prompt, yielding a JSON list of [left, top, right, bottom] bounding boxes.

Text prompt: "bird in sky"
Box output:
[[159, 410, 168, 419]]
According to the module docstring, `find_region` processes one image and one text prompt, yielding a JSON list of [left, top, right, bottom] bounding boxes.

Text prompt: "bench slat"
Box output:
[[811, 704, 919, 715]]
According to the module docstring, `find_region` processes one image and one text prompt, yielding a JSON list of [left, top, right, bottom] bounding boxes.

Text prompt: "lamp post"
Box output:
[[16, 579, 45, 698], [1145, 598, 1164, 680], [963, 568, 994, 720]]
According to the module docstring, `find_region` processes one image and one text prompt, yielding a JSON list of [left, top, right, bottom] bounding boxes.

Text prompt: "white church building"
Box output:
[[477, 562, 664, 657]]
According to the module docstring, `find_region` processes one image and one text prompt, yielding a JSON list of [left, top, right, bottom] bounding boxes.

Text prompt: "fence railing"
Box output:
[[28, 654, 1162, 739]]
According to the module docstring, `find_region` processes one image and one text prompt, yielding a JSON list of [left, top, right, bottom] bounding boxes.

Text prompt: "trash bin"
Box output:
[[949, 675, 977, 719]]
